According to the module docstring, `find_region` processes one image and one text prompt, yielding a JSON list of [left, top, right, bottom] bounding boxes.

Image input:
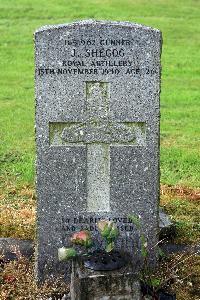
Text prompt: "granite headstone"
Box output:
[[35, 20, 162, 281]]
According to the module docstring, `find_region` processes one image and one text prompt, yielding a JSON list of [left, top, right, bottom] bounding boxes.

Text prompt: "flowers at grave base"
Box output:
[[71, 230, 93, 248], [58, 247, 77, 261], [97, 220, 119, 240], [97, 220, 119, 252], [58, 221, 120, 264]]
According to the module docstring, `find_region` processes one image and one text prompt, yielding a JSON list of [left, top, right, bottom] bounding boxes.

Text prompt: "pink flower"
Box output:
[[71, 230, 92, 248]]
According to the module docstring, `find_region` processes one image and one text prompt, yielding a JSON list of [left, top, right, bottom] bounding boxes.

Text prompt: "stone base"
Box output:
[[70, 259, 141, 300]]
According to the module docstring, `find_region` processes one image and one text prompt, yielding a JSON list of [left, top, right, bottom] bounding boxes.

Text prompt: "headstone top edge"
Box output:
[[34, 19, 161, 36]]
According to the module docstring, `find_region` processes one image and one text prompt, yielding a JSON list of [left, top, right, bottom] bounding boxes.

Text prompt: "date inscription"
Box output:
[[37, 37, 158, 77]]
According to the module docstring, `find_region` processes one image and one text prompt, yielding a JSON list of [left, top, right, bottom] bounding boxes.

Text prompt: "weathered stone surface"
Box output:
[[70, 259, 141, 300], [159, 208, 176, 241], [159, 209, 173, 229], [0, 238, 34, 262], [35, 20, 162, 280]]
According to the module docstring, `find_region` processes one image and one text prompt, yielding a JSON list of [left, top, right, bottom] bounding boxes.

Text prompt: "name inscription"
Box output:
[[37, 37, 158, 77]]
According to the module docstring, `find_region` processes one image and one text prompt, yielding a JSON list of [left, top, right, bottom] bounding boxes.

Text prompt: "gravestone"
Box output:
[[35, 20, 162, 281]]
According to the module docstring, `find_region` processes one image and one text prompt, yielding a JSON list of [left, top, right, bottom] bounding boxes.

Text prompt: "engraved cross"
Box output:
[[50, 82, 145, 212]]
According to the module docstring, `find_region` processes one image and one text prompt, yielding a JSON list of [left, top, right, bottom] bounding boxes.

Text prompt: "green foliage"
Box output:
[[129, 213, 166, 290], [157, 246, 166, 259], [105, 241, 115, 253], [150, 277, 161, 288], [140, 234, 148, 258], [101, 224, 112, 238], [58, 247, 77, 261], [97, 220, 119, 252], [129, 215, 141, 230]]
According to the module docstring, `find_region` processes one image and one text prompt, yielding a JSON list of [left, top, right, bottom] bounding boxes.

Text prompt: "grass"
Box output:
[[141, 250, 200, 300], [0, 0, 200, 189], [0, 0, 199, 298], [0, 248, 199, 299], [160, 185, 200, 244], [0, 256, 69, 300], [0, 184, 35, 239]]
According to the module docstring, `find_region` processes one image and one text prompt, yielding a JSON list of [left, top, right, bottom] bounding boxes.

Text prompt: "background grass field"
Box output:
[[0, 0, 199, 191], [0, 0, 199, 239]]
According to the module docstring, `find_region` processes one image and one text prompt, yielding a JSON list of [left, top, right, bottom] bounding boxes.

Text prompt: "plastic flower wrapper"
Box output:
[[71, 230, 93, 249], [58, 247, 77, 261], [97, 220, 119, 252]]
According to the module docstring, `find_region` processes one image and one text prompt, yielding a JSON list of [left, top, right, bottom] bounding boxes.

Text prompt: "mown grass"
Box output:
[[160, 186, 200, 244], [0, 0, 199, 189]]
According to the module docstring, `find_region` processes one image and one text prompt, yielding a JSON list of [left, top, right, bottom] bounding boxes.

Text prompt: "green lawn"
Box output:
[[0, 0, 200, 189]]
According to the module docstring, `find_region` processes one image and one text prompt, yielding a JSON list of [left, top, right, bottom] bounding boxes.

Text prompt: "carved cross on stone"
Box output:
[[50, 82, 146, 212]]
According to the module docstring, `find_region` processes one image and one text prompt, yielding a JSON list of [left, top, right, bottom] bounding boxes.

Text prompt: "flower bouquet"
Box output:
[[58, 220, 127, 271]]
